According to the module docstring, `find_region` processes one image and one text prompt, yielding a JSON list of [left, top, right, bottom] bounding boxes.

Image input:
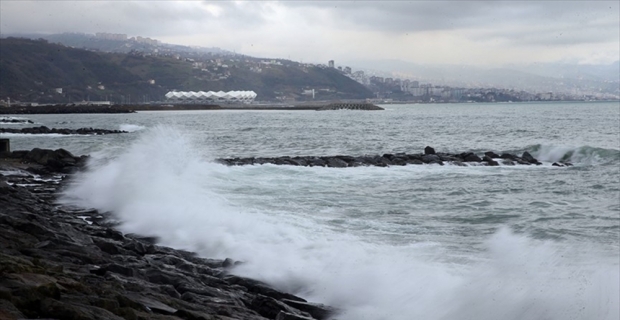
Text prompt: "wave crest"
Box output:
[[522, 144, 619, 165]]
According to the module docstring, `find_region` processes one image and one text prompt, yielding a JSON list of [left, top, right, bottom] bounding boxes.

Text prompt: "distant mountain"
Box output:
[[1, 32, 231, 56], [0, 38, 372, 103], [344, 59, 619, 96]]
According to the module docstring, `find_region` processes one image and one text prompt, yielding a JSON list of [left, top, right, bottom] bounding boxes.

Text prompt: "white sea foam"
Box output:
[[0, 133, 81, 138], [60, 126, 619, 320], [0, 116, 29, 121], [531, 144, 619, 166], [119, 124, 146, 132]]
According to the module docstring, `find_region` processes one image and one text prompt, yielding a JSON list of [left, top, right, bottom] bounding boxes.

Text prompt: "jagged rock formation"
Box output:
[[0, 149, 335, 320]]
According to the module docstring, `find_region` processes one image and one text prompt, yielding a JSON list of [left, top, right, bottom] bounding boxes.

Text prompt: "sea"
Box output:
[[2, 101, 619, 320]]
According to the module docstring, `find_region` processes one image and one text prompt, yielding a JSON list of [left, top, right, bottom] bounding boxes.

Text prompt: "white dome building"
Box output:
[[165, 91, 257, 104]]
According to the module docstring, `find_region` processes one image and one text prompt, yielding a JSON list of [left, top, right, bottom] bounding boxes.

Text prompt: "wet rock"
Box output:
[[484, 151, 501, 159], [0, 127, 126, 135], [1, 155, 333, 320], [250, 294, 310, 319], [482, 156, 500, 166], [282, 299, 336, 320], [462, 153, 482, 162], [424, 146, 436, 154], [326, 157, 348, 168], [0, 299, 25, 319], [422, 154, 440, 163], [225, 275, 306, 302], [522, 151, 540, 164], [216, 147, 569, 168], [277, 311, 317, 320]]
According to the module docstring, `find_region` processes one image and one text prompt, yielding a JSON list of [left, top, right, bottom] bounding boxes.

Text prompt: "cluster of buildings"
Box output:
[[94, 33, 160, 46]]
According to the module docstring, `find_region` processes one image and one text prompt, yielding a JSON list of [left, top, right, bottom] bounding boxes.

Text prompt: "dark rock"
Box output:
[[306, 158, 326, 167], [0, 299, 25, 319], [282, 299, 336, 320], [250, 294, 309, 319], [276, 311, 316, 320], [463, 153, 482, 162], [500, 153, 518, 160], [0, 127, 127, 135], [522, 151, 540, 164], [326, 157, 348, 168], [122, 293, 178, 315], [225, 275, 306, 302], [374, 156, 391, 167], [424, 146, 436, 154], [484, 151, 501, 159], [39, 298, 125, 320], [482, 156, 499, 166], [422, 154, 440, 163], [439, 155, 460, 162], [102, 263, 137, 277]]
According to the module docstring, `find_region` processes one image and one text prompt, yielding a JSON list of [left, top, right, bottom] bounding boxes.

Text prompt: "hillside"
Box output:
[[0, 38, 373, 103]]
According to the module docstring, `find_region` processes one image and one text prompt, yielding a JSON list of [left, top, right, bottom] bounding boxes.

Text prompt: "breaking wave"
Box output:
[[527, 144, 620, 166], [119, 124, 146, 132], [60, 126, 619, 320]]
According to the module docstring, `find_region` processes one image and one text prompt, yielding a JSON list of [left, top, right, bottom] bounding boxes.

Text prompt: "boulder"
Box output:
[[482, 156, 500, 166], [484, 151, 500, 159], [282, 299, 336, 320], [326, 158, 348, 168], [422, 154, 441, 163], [424, 146, 436, 155], [276, 311, 316, 320], [463, 153, 482, 162], [521, 151, 539, 164]]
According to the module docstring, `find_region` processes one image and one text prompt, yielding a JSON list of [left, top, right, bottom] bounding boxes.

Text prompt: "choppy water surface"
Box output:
[[4, 101, 619, 320]]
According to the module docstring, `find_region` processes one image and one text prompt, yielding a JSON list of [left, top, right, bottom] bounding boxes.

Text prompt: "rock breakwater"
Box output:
[[316, 103, 383, 111], [1, 105, 136, 114], [0, 149, 335, 320], [0, 126, 127, 135], [0, 117, 33, 124], [218, 146, 573, 168]]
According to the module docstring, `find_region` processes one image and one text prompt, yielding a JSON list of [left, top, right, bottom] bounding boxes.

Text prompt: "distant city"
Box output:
[[1, 32, 618, 105]]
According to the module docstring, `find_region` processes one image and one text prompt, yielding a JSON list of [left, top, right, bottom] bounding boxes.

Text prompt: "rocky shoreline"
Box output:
[[218, 146, 573, 168], [0, 149, 334, 320], [1, 126, 127, 135], [0, 118, 34, 124]]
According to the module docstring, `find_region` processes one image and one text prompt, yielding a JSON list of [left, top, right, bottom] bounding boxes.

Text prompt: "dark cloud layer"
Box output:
[[282, 1, 619, 45], [1, 1, 618, 65]]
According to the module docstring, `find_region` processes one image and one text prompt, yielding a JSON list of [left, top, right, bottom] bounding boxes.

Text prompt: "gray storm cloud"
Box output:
[[1, 1, 618, 65]]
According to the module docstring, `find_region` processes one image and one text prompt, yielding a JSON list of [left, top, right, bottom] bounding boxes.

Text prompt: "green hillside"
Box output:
[[0, 38, 372, 103]]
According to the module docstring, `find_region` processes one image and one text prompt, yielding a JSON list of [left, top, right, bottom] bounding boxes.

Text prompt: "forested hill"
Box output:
[[0, 38, 373, 103]]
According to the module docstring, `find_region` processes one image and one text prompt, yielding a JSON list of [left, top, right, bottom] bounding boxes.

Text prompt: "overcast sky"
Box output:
[[1, 1, 618, 66]]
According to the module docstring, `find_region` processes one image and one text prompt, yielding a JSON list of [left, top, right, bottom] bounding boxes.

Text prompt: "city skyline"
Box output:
[[1, 1, 618, 67]]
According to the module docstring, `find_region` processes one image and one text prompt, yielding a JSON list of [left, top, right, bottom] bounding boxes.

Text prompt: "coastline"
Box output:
[[0, 149, 333, 320], [1, 100, 616, 114]]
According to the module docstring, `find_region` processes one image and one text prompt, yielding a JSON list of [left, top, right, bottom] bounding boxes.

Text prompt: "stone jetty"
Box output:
[[1, 105, 137, 114], [218, 146, 573, 168], [0, 149, 335, 320], [0, 117, 34, 124], [0, 126, 126, 135], [316, 103, 383, 111]]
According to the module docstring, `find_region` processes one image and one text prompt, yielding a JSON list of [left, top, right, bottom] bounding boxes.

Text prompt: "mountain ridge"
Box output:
[[0, 37, 373, 103]]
